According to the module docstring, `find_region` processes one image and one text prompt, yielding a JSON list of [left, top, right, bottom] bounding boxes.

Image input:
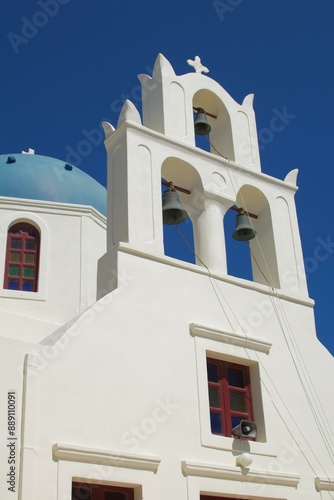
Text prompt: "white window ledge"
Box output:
[[190, 323, 272, 354], [182, 460, 300, 487], [52, 443, 161, 473]]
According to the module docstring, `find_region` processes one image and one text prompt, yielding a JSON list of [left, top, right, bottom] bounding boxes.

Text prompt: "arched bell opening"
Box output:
[[161, 158, 203, 265], [224, 208, 254, 281], [193, 89, 234, 161], [193, 108, 211, 153], [224, 186, 280, 288]]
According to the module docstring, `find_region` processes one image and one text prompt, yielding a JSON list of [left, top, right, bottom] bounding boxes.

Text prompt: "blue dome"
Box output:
[[0, 154, 106, 216]]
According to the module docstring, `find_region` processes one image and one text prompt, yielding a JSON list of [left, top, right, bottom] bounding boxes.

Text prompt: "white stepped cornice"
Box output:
[[182, 460, 300, 487], [53, 443, 161, 473], [190, 323, 272, 354], [315, 476, 334, 491]]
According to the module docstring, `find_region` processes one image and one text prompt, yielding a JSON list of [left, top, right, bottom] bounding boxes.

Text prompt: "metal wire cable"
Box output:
[[175, 135, 334, 488], [224, 148, 334, 465], [174, 221, 334, 492]]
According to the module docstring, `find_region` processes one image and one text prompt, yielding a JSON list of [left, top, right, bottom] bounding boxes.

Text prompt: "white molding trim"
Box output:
[[0, 196, 107, 227], [190, 323, 272, 354], [315, 476, 334, 491], [116, 244, 314, 308], [52, 443, 161, 473], [106, 121, 298, 193], [182, 460, 300, 487]]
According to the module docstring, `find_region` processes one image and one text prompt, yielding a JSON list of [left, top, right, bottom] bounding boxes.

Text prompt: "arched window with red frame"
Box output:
[[3, 222, 40, 292]]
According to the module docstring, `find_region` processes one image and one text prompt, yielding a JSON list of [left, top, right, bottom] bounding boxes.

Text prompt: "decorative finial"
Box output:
[[186, 56, 209, 74]]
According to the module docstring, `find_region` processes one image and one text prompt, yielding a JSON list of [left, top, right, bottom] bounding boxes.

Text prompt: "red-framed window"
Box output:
[[207, 358, 254, 438], [72, 482, 135, 500], [3, 223, 40, 292]]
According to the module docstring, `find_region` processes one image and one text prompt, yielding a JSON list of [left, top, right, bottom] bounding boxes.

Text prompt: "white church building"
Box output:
[[0, 54, 333, 500]]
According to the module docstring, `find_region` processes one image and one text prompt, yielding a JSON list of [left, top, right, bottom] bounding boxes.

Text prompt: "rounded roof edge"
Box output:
[[0, 154, 107, 216]]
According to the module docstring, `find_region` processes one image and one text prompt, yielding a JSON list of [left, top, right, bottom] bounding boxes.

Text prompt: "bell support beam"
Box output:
[[193, 107, 217, 119], [229, 205, 258, 219], [161, 180, 191, 195]]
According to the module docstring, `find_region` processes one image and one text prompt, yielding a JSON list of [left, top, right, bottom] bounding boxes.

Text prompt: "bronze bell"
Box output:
[[194, 108, 211, 136], [162, 187, 188, 225], [232, 213, 256, 241]]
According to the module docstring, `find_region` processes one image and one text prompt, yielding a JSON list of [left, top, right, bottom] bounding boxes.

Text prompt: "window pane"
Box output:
[[231, 415, 242, 431], [22, 281, 34, 292], [210, 412, 222, 434], [72, 486, 92, 500], [23, 267, 34, 278], [229, 391, 247, 413], [25, 240, 36, 250], [24, 254, 35, 263], [8, 279, 19, 290], [9, 265, 20, 276], [208, 387, 220, 408], [10, 252, 21, 262], [228, 368, 244, 387], [105, 493, 127, 500], [5, 224, 40, 293], [207, 363, 218, 382], [10, 239, 22, 249]]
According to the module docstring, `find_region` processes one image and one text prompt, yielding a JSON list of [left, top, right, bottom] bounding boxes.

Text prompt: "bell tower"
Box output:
[[97, 53, 307, 300], [13, 54, 333, 500]]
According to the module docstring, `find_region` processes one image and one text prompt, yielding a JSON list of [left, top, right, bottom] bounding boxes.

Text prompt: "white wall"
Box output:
[[23, 249, 334, 500], [0, 197, 106, 343]]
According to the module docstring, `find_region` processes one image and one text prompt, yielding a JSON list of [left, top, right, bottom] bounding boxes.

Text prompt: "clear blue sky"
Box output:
[[1, 0, 334, 354]]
